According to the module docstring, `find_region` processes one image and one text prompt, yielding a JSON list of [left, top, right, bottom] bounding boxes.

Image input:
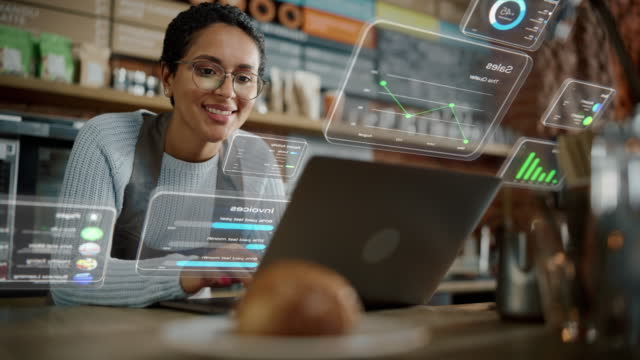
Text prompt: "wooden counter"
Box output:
[[0, 301, 632, 360]]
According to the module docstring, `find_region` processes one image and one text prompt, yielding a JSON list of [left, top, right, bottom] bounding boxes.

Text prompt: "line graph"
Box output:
[[378, 80, 470, 144]]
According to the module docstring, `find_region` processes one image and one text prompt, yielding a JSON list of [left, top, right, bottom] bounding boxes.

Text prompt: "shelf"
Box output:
[[0, 74, 173, 113], [0, 75, 510, 157], [436, 279, 496, 294]]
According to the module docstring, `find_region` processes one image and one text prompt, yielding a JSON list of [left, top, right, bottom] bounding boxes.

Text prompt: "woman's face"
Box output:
[[163, 23, 261, 144]]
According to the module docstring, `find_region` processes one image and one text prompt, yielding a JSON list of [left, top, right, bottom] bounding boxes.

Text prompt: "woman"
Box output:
[[52, 3, 284, 306]]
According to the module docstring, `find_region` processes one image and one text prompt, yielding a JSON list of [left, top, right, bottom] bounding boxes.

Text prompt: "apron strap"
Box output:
[[111, 112, 245, 260]]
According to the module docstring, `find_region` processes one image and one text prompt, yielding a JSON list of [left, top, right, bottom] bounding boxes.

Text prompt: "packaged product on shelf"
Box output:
[[112, 67, 128, 91], [38, 33, 74, 83], [294, 70, 321, 120], [283, 70, 299, 115], [73, 43, 111, 88], [145, 75, 159, 97], [0, 25, 33, 76], [268, 67, 284, 113]]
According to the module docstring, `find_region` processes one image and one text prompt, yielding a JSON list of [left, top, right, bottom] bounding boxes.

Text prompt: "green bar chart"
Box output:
[[514, 152, 559, 184], [498, 138, 564, 191]]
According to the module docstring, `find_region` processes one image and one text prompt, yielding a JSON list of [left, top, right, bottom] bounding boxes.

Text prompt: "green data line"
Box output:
[[523, 158, 540, 181], [379, 80, 468, 144], [531, 167, 543, 182], [449, 105, 469, 144], [413, 105, 451, 117], [515, 152, 536, 179], [379, 81, 409, 115], [539, 172, 547, 182], [544, 170, 557, 183]]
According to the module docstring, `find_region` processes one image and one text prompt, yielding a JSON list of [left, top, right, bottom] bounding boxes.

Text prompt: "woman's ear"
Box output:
[[160, 62, 173, 98]]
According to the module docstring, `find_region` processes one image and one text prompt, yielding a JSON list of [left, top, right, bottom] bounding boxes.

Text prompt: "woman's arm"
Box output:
[[51, 113, 187, 307]]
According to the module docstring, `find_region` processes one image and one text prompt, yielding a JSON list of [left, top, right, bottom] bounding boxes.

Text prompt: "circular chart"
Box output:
[[489, 0, 526, 31]]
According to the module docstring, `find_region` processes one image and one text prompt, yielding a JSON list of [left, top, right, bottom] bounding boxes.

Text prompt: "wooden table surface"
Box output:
[[0, 300, 635, 360]]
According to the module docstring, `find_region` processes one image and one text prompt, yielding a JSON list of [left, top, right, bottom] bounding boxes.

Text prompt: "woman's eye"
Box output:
[[236, 75, 253, 84], [196, 66, 219, 77]]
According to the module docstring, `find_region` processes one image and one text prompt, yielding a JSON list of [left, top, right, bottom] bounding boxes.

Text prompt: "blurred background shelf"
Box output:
[[436, 279, 496, 294], [0, 74, 172, 113]]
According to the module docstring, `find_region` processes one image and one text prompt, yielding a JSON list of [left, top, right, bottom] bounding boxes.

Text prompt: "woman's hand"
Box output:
[[179, 246, 256, 294]]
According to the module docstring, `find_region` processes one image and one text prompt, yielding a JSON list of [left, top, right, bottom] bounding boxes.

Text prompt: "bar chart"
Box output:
[[514, 152, 559, 185], [498, 138, 564, 190]]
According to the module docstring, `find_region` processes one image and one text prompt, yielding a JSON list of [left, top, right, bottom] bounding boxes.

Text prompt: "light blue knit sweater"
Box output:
[[52, 110, 285, 307]]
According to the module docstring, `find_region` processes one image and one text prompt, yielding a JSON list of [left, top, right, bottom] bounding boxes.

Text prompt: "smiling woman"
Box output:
[[50, 3, 285, 307]]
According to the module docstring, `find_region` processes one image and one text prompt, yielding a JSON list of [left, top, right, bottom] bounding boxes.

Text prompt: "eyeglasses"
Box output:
[[176, 60, 265, 100]]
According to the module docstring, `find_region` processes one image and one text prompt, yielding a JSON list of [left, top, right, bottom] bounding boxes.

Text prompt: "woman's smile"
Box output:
[[203, 103, 237, 125]]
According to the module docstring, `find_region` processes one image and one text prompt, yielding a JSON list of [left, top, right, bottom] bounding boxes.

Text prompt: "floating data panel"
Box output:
[[223, 133, 307, 179], [461, 0, 560, 51], [324, 19, 532, 161], [0, 199, 116, 289], [541, 79, 616, 130], [137, 191, 288, 277], [498, 138, 564, 191]]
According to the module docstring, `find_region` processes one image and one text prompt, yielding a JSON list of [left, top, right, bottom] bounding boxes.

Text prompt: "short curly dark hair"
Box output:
[[161, 3, 266, 78]]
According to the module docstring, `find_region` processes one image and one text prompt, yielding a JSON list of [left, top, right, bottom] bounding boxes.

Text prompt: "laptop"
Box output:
[[158, 156, 501, 312]]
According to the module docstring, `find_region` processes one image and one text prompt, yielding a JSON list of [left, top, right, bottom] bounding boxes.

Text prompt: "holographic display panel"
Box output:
[[0, 199, 116, 289], [324, 19, 532, 161], [461, 0, 560, 51], [136, 191, 288, 277], [498, 138, 564, 191], [541, 79, 615, 130], [223, 134, 307, 179]]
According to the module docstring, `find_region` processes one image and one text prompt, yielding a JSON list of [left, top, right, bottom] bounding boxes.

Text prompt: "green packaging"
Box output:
[[0, 25, 33, 76], [38, 32, 74, 83]]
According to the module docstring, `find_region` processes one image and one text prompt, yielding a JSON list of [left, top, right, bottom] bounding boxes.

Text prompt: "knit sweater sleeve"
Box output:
[[51, 112, 187, 307]]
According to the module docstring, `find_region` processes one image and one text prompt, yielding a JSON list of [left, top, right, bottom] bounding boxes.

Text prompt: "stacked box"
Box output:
[[304, 0, 374, 22], [113, 0, 188, 30], [0, 1, 110, 48], [18, 0, 111, 17], [111, 0, 189, 60], [301, 7, 375, 48], [264, 36, 303, 74], [303, 39, 376, 92]]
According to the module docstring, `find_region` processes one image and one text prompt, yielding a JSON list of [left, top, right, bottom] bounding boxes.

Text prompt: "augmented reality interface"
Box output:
[[136, 191, 288, 276], [461, 0, 560, 51], [541, 79, 616, 130], [324, 19, 532, 161], [0, 199, 115, 289], [498, 138, 564, 191], [223, 133, 307, 179]]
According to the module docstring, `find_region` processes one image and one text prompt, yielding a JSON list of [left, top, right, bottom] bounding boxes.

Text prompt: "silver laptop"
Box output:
[[259, 156, 501, 309]]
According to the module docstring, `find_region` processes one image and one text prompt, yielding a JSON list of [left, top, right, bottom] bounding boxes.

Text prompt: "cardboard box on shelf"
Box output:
[[15, 0, 111, 17], [113, 0, 189, 30], [0, 1, 110, 47], [302, 7, 375, 48], [304, 0, 375, 22], [377, 0, 437, 15], [111, 22, 164, 60], [74, 43, 111, 88], [375, 2, 439, 32]]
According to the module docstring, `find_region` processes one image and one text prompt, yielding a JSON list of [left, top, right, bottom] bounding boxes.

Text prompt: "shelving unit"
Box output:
[[0, 74, 511, 157]]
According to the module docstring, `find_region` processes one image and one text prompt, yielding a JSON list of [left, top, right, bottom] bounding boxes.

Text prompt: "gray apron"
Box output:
[[111, 112, 243, 260]]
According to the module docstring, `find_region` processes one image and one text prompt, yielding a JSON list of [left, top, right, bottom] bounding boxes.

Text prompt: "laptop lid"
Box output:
[[260, 156, 501, 309]]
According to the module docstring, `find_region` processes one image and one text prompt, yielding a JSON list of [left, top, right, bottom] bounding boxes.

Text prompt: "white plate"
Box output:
[[163, 315, 429, 359]]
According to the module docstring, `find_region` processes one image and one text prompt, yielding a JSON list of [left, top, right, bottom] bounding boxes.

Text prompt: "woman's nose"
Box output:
[[214, 74, 235, 99]]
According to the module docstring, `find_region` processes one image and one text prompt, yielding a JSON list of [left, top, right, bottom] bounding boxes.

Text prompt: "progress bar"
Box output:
[[211, 222, 274, 231], [176, 261, 259, 268]]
